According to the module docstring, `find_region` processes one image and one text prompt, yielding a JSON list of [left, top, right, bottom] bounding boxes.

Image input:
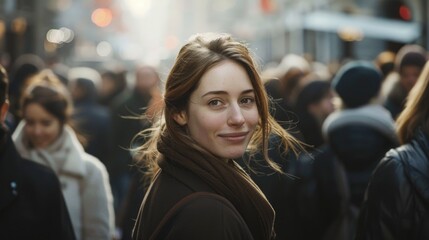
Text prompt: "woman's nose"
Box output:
[[227, 103, 245, 126], [33, 125, 43, 135]]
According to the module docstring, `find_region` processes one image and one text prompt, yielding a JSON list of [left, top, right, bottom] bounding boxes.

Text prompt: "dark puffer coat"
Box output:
[[323, 105, 398, 207], [356, 130, 429, 239]]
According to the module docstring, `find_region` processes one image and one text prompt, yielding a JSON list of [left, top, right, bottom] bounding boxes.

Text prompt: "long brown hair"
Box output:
[[136, 33, 301, 176], [396, 61, 429, 144]]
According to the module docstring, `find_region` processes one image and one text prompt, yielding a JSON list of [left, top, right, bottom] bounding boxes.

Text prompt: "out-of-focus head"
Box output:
[[332, 61, 383, 109], [295, 79, 334, 121], [274, 54, 310, 95], [100, 69, 127, 98], [395, 44, 427, 92], [134, 65, 160, 94], [375, 51, 396, 77], [68, 67, 101, 103], [21, 69, 73, 126], [275, 54, 311, 78], [9, 54, 45, 97]]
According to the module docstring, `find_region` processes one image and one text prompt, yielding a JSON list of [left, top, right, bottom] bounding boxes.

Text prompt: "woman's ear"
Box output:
[[173, 111, 187, 126]]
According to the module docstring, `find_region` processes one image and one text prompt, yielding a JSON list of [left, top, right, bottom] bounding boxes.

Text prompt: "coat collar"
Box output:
[[12, 121, 87, 177]]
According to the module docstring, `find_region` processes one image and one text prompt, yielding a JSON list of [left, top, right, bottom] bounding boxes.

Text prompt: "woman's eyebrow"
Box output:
[[202, 90, 227, 97], [201, 89, 254, 97]]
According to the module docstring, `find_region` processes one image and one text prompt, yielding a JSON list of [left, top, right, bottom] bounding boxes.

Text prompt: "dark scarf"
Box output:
[[158, 135, 275, 240]]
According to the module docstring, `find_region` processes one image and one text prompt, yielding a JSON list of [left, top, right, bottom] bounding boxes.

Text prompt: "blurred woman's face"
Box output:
[[23, 103, 61, 149], [308, 90, 335, 122], [400, 65, 422, 93], [174, 60, 259, 159], [135, 67, 159, 94], [99, 77, 116, 97]]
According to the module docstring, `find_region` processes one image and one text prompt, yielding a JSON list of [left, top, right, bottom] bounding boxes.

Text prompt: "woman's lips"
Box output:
[[218, 132, 248, 142]]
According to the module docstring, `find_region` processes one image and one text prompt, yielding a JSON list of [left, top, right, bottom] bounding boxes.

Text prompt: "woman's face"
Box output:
[[175, 60, 259, 159], [23, 103, 62, 149]]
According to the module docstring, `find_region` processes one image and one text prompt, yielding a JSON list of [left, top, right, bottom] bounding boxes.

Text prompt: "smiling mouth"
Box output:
[[218, 132, 248, 142]]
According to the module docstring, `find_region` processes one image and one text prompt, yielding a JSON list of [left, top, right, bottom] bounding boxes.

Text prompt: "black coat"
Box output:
[[132, 161, 254, 240], [0, 128, 75, 240], [73, 100, 113, 166], [112, 91, 152, 166], [356, 130, 429, 239], [239, 137, 351, 240]]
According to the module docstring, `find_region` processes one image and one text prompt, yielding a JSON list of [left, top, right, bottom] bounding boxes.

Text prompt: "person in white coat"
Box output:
[[12, 69, 115, 240]]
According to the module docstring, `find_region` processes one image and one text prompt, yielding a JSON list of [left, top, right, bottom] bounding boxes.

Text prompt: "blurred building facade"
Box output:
[[0, 0, 427, 70], [0, 0, 56, 69]]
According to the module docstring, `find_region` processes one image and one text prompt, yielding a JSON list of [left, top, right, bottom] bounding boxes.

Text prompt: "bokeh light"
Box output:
[[91, 8, 113, 27]]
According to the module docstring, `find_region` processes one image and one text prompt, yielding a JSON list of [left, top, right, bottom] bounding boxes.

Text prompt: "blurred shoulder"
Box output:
[[81, 153, 109, 178]]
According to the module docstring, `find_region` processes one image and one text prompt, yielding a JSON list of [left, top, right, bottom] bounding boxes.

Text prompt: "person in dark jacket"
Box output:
[[68, 67, 113, 166], [131, 33, 302, 240], [356, 61, 429, 240], [0, 64, 75, 240], [322, 61, 399, 208], [110, 65, 162, 215]]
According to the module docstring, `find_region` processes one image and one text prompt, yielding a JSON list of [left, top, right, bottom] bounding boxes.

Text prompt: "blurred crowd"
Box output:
[[1, 41, 429, 240]]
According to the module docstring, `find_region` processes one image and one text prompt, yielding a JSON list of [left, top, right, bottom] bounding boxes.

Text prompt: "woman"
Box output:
[[356, 61, 429, 239], [294, 79, 335, 149], [131, 33, 301, 240], [12, 69, 115, 240], [382, 44, 427, 119]]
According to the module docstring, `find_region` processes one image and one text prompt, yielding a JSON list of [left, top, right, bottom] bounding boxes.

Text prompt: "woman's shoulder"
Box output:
[[137, 169, 253, 239], [372, 148, 406, 182], [80, 152, 109, 179], [81, 152, 106, 169], [157, 192, 253, 239], [366, 148, 411, 203]]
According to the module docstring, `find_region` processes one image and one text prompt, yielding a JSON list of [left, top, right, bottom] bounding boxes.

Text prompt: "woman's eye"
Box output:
[[26, 120, 35, 126], [41, 120, 52, 127], [240, 97, 255, 105], [208, 99, 222, 106]]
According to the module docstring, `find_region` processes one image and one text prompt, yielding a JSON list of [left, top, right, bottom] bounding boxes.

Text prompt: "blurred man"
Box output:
[[69, 67, 113, 166], [111, 65, 163, 239], [0, 64, 75, 240]]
